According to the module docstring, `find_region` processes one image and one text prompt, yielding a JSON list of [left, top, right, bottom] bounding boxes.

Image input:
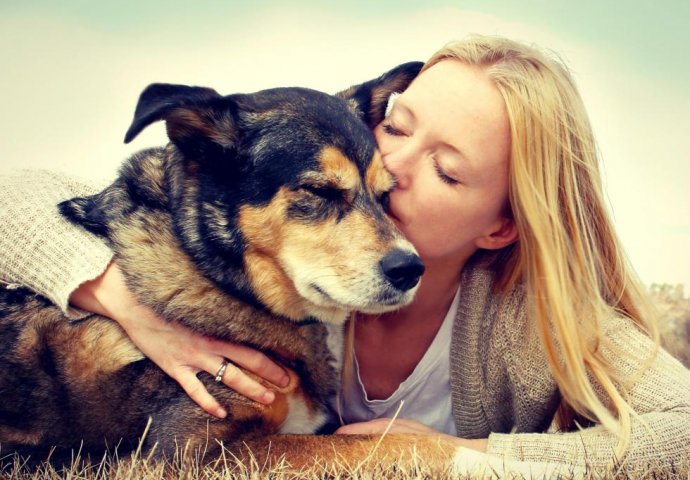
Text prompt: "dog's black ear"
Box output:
[[336, 61, 424, 129], [124, 83, 238, 157], [59, 194, 110, 237]]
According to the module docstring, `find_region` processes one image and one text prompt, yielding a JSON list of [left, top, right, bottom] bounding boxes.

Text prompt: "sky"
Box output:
[[1, 0, 689, 290]]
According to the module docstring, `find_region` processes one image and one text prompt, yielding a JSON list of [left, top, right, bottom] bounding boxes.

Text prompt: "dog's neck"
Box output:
[[113, 200, 310, 349]]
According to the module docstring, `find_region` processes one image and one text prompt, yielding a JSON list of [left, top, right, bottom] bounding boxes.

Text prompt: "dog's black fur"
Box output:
[[0, 62, 423, 466]]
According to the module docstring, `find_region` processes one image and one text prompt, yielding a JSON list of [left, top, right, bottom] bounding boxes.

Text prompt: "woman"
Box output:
[[2, 35, 689, 473]]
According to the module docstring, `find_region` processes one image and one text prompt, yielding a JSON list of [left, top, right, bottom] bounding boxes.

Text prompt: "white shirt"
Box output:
[[332, 286, 461, 435]]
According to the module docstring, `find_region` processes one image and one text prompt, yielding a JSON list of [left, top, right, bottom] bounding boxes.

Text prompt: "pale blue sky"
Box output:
[[1, 0, 689, 289]]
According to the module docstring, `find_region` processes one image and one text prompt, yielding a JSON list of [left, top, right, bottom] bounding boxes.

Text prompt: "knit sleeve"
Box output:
[[486, 316, 690, 474], [0, 169, 114, 317]]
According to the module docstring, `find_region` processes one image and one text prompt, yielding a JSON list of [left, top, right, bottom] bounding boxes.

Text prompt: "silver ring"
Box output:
[[214, 359, 228, 383]]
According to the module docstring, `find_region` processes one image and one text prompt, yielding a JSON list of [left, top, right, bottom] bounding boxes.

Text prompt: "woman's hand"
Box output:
[[69, 262, 290, 419], [335, 418, 488, 452]]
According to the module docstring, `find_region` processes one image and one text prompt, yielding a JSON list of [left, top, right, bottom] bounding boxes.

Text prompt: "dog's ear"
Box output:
[[336, 61, 424, 129], [124, 83, 238, 157], [59, 192, 110, 237]]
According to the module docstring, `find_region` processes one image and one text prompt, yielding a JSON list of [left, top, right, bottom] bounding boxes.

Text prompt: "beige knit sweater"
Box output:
[[2, 169, 689, 475]]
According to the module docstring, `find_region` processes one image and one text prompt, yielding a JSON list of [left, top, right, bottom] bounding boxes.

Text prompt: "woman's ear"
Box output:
[[475, 216, 518, 250]]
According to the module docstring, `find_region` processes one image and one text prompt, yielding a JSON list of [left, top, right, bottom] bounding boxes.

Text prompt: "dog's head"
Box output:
[[107, 63, 424, 325]]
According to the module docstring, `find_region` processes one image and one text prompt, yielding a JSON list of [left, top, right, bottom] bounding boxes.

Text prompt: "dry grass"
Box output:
[[0, 444, 483, 480], [2, 445, 689, 480], [2, 285, 689, 479], [652, 283, 690, 368], [0, 455, 451, 480]]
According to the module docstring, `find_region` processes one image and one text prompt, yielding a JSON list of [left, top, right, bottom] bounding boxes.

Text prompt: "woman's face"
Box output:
[[374, 60, 515, 268]]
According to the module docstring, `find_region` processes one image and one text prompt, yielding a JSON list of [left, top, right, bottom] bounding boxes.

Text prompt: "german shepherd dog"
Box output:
[[0, 63, 466, 471]]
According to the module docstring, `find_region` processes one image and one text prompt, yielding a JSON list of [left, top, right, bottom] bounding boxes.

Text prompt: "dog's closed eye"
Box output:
[[301, 184, 343, 202]]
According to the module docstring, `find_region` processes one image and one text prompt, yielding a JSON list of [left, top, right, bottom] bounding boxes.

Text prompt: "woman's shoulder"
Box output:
[[457, 251, 528, 330], [452, 252, 560, 434], [455, 252, 536, 371]]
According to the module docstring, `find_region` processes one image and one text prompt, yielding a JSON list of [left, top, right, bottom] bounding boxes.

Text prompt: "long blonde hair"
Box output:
[[424, 36, 659, 454]]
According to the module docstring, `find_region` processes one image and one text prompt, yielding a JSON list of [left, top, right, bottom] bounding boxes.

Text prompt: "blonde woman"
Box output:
[[1, 35, 689, 473]]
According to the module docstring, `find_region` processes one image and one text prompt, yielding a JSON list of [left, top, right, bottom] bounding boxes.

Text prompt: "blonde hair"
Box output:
[[423, 35, 659, 454]]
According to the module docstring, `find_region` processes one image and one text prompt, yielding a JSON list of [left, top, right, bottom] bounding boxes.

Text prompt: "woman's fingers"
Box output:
[[218, 342, 290, 388], [176, 369, 227, 418], [335, 418, 439, 435], [83, 262, 290, 415], [204, 357, 276, 405], [336, 419, 391, 435]]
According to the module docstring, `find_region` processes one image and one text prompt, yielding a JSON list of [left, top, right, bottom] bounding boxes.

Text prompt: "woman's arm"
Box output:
[[335, 317, 690, 474], [489, 316, 690, 474], [0, 170, 114, 314], [71, 262, 289, 418], [0, 170, 289, 417]]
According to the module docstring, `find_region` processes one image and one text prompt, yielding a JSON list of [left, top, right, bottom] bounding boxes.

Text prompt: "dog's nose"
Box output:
[[380, 249, 425, 291]]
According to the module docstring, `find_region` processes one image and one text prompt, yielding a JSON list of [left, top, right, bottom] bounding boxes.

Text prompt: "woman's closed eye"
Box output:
[[382, 123, 406, 137], [433, 159, 459, 185]]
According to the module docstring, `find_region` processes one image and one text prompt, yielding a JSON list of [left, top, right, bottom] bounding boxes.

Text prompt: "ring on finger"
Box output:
[[215, 359, 229, 383]]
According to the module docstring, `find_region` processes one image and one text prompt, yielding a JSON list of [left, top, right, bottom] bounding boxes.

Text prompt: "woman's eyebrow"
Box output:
[[389, 97, 416, 125], [441, 140, 471, 169]]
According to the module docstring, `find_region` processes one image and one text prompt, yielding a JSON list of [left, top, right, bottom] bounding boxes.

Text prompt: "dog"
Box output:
[[0, 62, 465, 472]]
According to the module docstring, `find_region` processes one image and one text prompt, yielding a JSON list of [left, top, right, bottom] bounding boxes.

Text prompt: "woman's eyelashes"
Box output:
[[382, 123, 405, 137], [433, 160, 459, 185]]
